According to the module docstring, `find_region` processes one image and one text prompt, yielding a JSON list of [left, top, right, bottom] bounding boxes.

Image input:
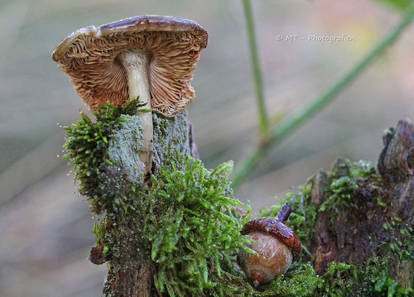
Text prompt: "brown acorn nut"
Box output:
[[240, 203, 301, 287]]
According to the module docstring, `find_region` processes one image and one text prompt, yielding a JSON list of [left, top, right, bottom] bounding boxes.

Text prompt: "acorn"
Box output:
[[240, 203, 301, 287]]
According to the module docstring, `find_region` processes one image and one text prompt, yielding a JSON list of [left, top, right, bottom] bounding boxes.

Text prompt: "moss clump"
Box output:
[[139, 156, 252, 296], [137, 156, 324, 297], [63, 99, 141, 213], [91, 218, 106, 246], [382, 217, 414, 261], [316, 258, 413, 297], [136, 156, 328, 297], [253, 262, 322, 297], [319, 159, 375, 217], [210, 262, 322, 297]]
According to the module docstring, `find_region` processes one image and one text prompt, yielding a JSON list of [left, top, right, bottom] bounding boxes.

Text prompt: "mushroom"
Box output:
[[51, 15, 208, 174], [240, 203, 301, 287]]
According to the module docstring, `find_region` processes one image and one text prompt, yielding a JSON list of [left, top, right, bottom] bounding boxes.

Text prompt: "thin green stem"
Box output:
[[242, 0, 269, 137], [232, 4, 414, 188]]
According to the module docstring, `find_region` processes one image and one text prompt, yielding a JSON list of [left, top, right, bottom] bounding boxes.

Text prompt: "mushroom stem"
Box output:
[[118, 50, 153, 175]]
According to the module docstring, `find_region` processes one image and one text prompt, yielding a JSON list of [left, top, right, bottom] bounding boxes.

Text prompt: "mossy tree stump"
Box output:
[[65, 103, 414, 297], [260, 120, 414, 296], [309, 120, 414, 284], [100, 111, 198, 297], [64, 102, 200, 297]]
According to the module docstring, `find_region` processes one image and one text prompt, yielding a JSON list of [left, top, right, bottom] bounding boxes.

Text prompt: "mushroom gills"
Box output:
[[117, 50, 153, 175]]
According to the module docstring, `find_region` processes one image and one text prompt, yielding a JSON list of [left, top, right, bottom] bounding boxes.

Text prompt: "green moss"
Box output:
[[382, 217, 414, 261], [320, 159, 375, 216], [317, 258, 413, 297], [139, 156, 251, 296], [255, 262, 322, 297], [219, 256, 412, 297], [319, 176, 358, 213], [95, 153, 322, 297], [63, 99, 141, 213], [91, 218, 106, 245], [138, 153, 326, 296]]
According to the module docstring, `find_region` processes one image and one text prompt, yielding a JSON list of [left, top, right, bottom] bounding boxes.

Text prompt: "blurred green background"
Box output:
[[1, 0, 414, 296]]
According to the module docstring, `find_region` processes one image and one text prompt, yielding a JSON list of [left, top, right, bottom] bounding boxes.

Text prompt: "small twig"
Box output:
[[232, 4, 414, 188], [276, 203, 293, 222], [242, 0, 269, 138]]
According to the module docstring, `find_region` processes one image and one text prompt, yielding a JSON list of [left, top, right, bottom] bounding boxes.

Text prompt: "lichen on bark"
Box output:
[[106, 115, 145, 183], [103, 110, 192, 185]]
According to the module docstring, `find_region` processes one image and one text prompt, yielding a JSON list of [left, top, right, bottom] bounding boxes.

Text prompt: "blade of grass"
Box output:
[[233, 4, 414, 188], [242, 0, 269, 137]]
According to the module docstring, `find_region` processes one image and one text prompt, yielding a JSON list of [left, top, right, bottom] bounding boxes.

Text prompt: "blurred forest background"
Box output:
[[1, 0, 414, 296]]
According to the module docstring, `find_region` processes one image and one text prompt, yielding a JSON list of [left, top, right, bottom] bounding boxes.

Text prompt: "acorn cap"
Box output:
[[241, 217, 301, 257], [52, 15, 208, 116]]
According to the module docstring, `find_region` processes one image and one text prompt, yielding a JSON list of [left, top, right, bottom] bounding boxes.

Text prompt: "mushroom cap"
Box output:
[[241, 217, 301, 258], [52, 15, 208, 116]]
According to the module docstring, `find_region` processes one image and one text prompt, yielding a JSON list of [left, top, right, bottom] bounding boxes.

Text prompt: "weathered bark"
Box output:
[[309, 159, 384, 273], [89, 111, 198, 297], [102, 220, 154, 297], [308, 120, 414, 287]]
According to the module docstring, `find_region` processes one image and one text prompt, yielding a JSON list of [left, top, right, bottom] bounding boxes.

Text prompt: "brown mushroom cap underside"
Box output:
[[242, 218, 301, 257], [52, 15, 208, 117]]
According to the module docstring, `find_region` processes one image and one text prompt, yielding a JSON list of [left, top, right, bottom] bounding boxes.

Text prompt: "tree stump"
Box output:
[[87, 111, 198, 297], [307, 120, 414, 287]]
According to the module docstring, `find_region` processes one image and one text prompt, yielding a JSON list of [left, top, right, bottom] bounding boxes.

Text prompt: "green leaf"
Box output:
[[377, 0, 413, 10]]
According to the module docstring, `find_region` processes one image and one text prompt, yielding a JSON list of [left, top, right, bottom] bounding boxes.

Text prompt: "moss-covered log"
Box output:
[[64, 105, 414, 296], [101, 111, 199, 297], [64, 101, 200, 297]]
